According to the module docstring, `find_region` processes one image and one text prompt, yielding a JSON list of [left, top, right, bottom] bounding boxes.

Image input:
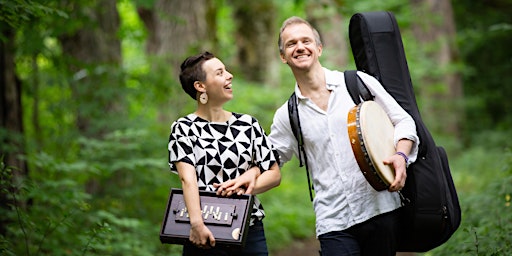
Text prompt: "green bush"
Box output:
[[2, 84, 511, 255], [0, 130, 182, 256], [424, 147, 512, 256]]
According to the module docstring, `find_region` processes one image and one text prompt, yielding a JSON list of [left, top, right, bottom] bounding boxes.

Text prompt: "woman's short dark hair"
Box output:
[[179, 51, 216, 100]]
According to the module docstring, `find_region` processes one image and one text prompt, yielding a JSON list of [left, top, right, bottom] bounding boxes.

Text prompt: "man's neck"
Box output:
[[292, 64, 331, 111], [294, 64, 327, 96]]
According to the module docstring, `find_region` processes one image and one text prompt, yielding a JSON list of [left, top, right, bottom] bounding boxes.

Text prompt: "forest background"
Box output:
[[1, 0, 511, 255]]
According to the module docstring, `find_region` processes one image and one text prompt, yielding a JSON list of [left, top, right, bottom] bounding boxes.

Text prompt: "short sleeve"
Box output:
[[251, 117, 278, 173], [168, 121, 196, 173]]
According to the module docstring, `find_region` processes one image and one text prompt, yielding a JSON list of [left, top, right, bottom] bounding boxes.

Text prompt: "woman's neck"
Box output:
[[195, 105, 230, 122]]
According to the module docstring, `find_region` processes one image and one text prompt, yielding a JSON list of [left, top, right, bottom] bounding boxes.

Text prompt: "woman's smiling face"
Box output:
[[200, 57, 234, 104]]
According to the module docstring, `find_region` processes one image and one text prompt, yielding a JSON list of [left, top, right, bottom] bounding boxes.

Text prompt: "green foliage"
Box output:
[[453, 0, 512, 141], [2, 0, 512, 255], [1, 154, 94, 255], [0, 0, 67, 29], [348, 0, 409, 14], [225, 79, 293, 131], [424, 146, 512, 256], [260, 159, 317, 252], [0, 129, 183, 255]]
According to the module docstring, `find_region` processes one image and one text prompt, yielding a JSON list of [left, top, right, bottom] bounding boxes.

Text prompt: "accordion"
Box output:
[[160, 188, 254, 247]]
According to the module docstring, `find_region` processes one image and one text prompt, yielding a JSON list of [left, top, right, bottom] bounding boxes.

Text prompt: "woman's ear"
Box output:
[[194, 81, 206, 93]]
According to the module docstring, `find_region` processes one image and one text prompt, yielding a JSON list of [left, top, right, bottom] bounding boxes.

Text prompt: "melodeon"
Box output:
[[160, 188, 254, 247], [347, 101, 396, 191]]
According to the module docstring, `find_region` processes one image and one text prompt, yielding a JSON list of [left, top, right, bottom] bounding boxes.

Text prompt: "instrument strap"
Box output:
[[345, 70, 374, 103], [288, 92, 314, 201]]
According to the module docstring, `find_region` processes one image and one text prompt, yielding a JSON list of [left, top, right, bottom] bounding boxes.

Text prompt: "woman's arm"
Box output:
[[214, 163, 281, 196], [175, 161, 216, 248]]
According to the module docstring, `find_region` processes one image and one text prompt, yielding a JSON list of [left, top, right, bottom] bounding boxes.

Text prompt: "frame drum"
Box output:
[[347, 101, 395, 191]]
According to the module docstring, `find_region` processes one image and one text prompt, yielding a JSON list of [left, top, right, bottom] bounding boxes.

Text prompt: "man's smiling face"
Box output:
[[279, 23, 323, 71]]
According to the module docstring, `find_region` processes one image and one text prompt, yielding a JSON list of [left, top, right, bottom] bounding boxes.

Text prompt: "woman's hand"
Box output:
[[189, 222, 215, 249], [214, 166, 260, 196]]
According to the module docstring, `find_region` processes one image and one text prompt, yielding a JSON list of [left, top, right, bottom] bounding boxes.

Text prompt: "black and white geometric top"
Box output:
[[168, 112, 278, 222]]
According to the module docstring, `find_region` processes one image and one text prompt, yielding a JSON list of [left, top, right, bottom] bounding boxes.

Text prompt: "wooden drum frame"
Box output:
[[347, 101, 396, 191]]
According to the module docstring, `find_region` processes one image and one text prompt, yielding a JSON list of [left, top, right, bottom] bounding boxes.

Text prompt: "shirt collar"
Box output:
[[294, 67, 342, 100]]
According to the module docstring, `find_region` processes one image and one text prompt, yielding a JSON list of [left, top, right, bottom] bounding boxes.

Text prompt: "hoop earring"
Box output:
[[199, 92, 208, 104]]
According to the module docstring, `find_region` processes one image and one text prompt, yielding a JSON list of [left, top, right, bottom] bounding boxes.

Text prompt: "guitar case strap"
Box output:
[[344, 70, 374, 104]]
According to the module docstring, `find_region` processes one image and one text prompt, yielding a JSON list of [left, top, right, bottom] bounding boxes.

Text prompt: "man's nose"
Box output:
[[296, 41, 306, 50]]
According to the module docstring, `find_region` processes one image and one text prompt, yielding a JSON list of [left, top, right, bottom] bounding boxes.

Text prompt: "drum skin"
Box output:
[[347, 101, 395, 191]]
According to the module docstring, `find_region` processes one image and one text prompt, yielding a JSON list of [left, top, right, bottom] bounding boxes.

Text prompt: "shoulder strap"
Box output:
[[288, 92, 302, 153], [344, 70, 374, 103], [287, 92, 314, 201]]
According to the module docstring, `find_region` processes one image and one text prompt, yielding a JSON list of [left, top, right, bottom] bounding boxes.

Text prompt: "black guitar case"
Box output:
[[348, 11, 461, 252]]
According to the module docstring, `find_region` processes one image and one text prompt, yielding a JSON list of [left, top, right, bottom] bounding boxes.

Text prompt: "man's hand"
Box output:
[[383, 153, 407, 192]]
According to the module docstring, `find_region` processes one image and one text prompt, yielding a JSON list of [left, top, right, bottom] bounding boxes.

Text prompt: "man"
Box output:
[[268, 16, 419, 256]]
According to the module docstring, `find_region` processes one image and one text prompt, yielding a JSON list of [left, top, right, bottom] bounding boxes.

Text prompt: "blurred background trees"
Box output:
[[1, 0, 511, 255]]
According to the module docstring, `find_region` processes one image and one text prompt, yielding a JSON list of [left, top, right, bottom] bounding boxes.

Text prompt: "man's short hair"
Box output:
[[278, 16, 322, 54]]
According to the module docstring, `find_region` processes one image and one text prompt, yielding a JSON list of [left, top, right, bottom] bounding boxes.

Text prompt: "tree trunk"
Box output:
[[58, 0, 124, 138], [410, 0, 463, 139], [306, 1, 348, 69], [229, 0, 278, 84], [137, 0, 209, 76], [0, 23, 28, 235], [136, 0, 210, 122], [58, 0, 123, 194]]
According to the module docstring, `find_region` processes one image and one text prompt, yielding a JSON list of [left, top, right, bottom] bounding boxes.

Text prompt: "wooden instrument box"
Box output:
[[160, 188, 254, 247]]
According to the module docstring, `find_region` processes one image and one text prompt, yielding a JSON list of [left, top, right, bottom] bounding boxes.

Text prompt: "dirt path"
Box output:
[[272, 237, 418, 256], [272, 237, 320, 256]]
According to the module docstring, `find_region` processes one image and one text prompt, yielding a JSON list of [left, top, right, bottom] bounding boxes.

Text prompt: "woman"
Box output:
[[168, 51, 281, 255]]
